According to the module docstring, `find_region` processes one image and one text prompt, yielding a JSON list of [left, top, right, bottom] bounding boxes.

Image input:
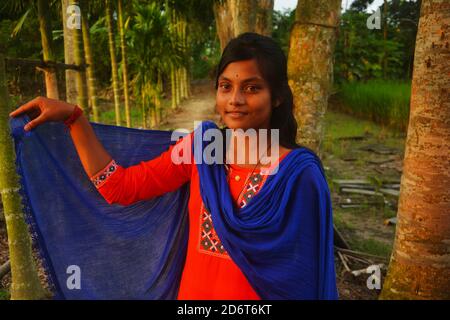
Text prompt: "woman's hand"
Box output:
[[9, 96, 76, 131]]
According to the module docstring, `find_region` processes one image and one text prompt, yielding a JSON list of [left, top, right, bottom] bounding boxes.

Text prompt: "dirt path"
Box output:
[[157, 80, 221, 131]]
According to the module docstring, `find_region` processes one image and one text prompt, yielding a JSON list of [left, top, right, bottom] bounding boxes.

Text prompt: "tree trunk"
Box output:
[[171, 65, 176, 109], [380, 0, 450, 300], [383, 0, 388, 79], [62, 0, 77, 104], [156, 71, 163, 124], [255, 0, 274, 36], [213, 0, 274, 52], [118, 0, 131, 128], [106, 0, 122, 126], [181, 17, 189, 99], [0, 53, 48, 300], [213, 0, 235, 51], [230, 0, 255, 38], [70, 0, 89, 114], [37, 0, 59, 100], [141, 90, 146, 129], [80, 0, 100, 122], [287, 0, 341, 154]]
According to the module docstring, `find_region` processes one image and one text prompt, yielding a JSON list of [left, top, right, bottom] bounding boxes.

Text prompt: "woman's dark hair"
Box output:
[[215, 32, 301, 149]]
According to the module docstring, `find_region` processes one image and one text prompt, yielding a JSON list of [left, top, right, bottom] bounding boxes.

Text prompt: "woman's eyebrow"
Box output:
[[219, 76, 264, 83]]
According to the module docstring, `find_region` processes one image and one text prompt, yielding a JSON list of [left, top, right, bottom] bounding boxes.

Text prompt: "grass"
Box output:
[[97, 98, 173, 128], [322, 109, 387, 159], [335, 80, 411, 131], [348, 238, 392, 259], [0, 289, 10, 300]]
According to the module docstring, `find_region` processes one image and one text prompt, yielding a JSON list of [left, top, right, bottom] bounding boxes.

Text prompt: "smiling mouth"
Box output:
[[226, 111, 248, 118]]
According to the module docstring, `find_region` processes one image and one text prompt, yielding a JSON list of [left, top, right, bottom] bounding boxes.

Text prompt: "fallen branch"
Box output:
[[334, 226, 351, 249], [337, 251, 351, 272], [4, 57, 88, 71], [335, 247, 388, 262]]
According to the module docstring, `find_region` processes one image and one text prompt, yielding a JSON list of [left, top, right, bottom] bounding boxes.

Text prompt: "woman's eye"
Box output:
[[219, 83, 231, 90], [245, 85, 260, 93]]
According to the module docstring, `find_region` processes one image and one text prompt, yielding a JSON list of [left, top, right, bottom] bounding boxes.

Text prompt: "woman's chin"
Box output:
[[223, 122, 250, 130]]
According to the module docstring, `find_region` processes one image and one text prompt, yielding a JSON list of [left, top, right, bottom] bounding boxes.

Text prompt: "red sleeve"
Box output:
[[90, 132, 193, 206]]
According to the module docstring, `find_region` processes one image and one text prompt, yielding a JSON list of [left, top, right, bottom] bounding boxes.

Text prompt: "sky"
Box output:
[[274, 0, 385, 13]]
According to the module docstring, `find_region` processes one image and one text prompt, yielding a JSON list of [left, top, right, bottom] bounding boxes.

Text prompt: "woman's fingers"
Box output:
[[24, 113, 46, 131], [9, 97, 42, 118]]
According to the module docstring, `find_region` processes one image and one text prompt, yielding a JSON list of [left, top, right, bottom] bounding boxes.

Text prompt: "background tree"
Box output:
[[80, 0, 100, 122], [37, 0, 59, 99], [69, 0, 89, 113], [0, 51, 48, 300], [117, 0, 131, 127], [105, 0, 122, 125], [62, 0, 77, 105], [128, 1, 182, 128], [287, 0, 341, 153], [213, 0, 274, 51], [380, 0, 450, 299]]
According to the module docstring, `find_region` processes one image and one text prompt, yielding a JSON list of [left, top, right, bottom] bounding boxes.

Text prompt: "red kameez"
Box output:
[[90, 133, 290, 299]]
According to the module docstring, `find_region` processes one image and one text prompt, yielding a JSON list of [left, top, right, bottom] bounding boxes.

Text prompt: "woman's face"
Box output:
[[216, 59, 273, 131]]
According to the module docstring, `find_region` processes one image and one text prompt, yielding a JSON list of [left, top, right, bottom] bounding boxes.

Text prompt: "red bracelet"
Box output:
[[64, 105, 83, 129]]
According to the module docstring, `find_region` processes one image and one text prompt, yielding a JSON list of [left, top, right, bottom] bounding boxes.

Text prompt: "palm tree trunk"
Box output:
[[70, 0, 89, 115], [141, 90, 146, 129], [383, 0, 388, 79], [118, 0, 131, 128], [37, 0, 59, 100], [380, 0, 450, 299], [178, 68, 184, 100], [181, 17, 190, 99], [171, 64, 176, 109], [287, 0, 341, 154], [80, 0, 100, 122], [62, 0, 77, 104], [106, 0, 121, 126], [156, 71, 162, 124], [0, 53, 48, 300]]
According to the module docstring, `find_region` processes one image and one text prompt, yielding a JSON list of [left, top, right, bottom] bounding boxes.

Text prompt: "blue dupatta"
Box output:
[[9, 116, 338, 300]]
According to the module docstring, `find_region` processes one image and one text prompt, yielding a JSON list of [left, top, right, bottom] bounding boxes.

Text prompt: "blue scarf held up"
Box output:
[[9, 116, 338, 300]]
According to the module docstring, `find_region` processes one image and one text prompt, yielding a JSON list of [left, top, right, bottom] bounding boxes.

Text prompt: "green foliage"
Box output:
[[336, 80, 411, 130], [335, 10, 404, 81], [190, 25, 221, 80], [272, 8, 295, 56], [334, 1, 420, 82], [127, 1, 183, 111]]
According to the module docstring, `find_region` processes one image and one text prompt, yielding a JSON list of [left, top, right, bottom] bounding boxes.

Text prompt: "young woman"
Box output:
[[10, 33, 338, 300]]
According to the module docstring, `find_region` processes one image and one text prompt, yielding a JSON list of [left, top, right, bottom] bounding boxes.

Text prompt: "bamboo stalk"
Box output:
[[106, 0, 122, 126], [118, 0, 131, 127], [0, 52, 48, 300], [80, 0, 100, 122]]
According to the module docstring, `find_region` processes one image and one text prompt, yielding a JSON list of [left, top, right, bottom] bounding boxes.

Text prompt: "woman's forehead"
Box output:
[[219, 59, 264, 81]]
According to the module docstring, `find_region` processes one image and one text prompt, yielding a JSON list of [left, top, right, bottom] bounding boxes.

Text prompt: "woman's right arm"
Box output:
[[10, 97, 192, 205], [10, 97, 112, 176]]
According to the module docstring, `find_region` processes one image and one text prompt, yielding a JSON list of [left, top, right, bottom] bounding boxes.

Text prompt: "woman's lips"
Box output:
[[226, 112, 248, 119]]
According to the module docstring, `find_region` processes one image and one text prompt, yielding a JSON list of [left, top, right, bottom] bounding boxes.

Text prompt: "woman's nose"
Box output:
[[229, 88, 245, 106]]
